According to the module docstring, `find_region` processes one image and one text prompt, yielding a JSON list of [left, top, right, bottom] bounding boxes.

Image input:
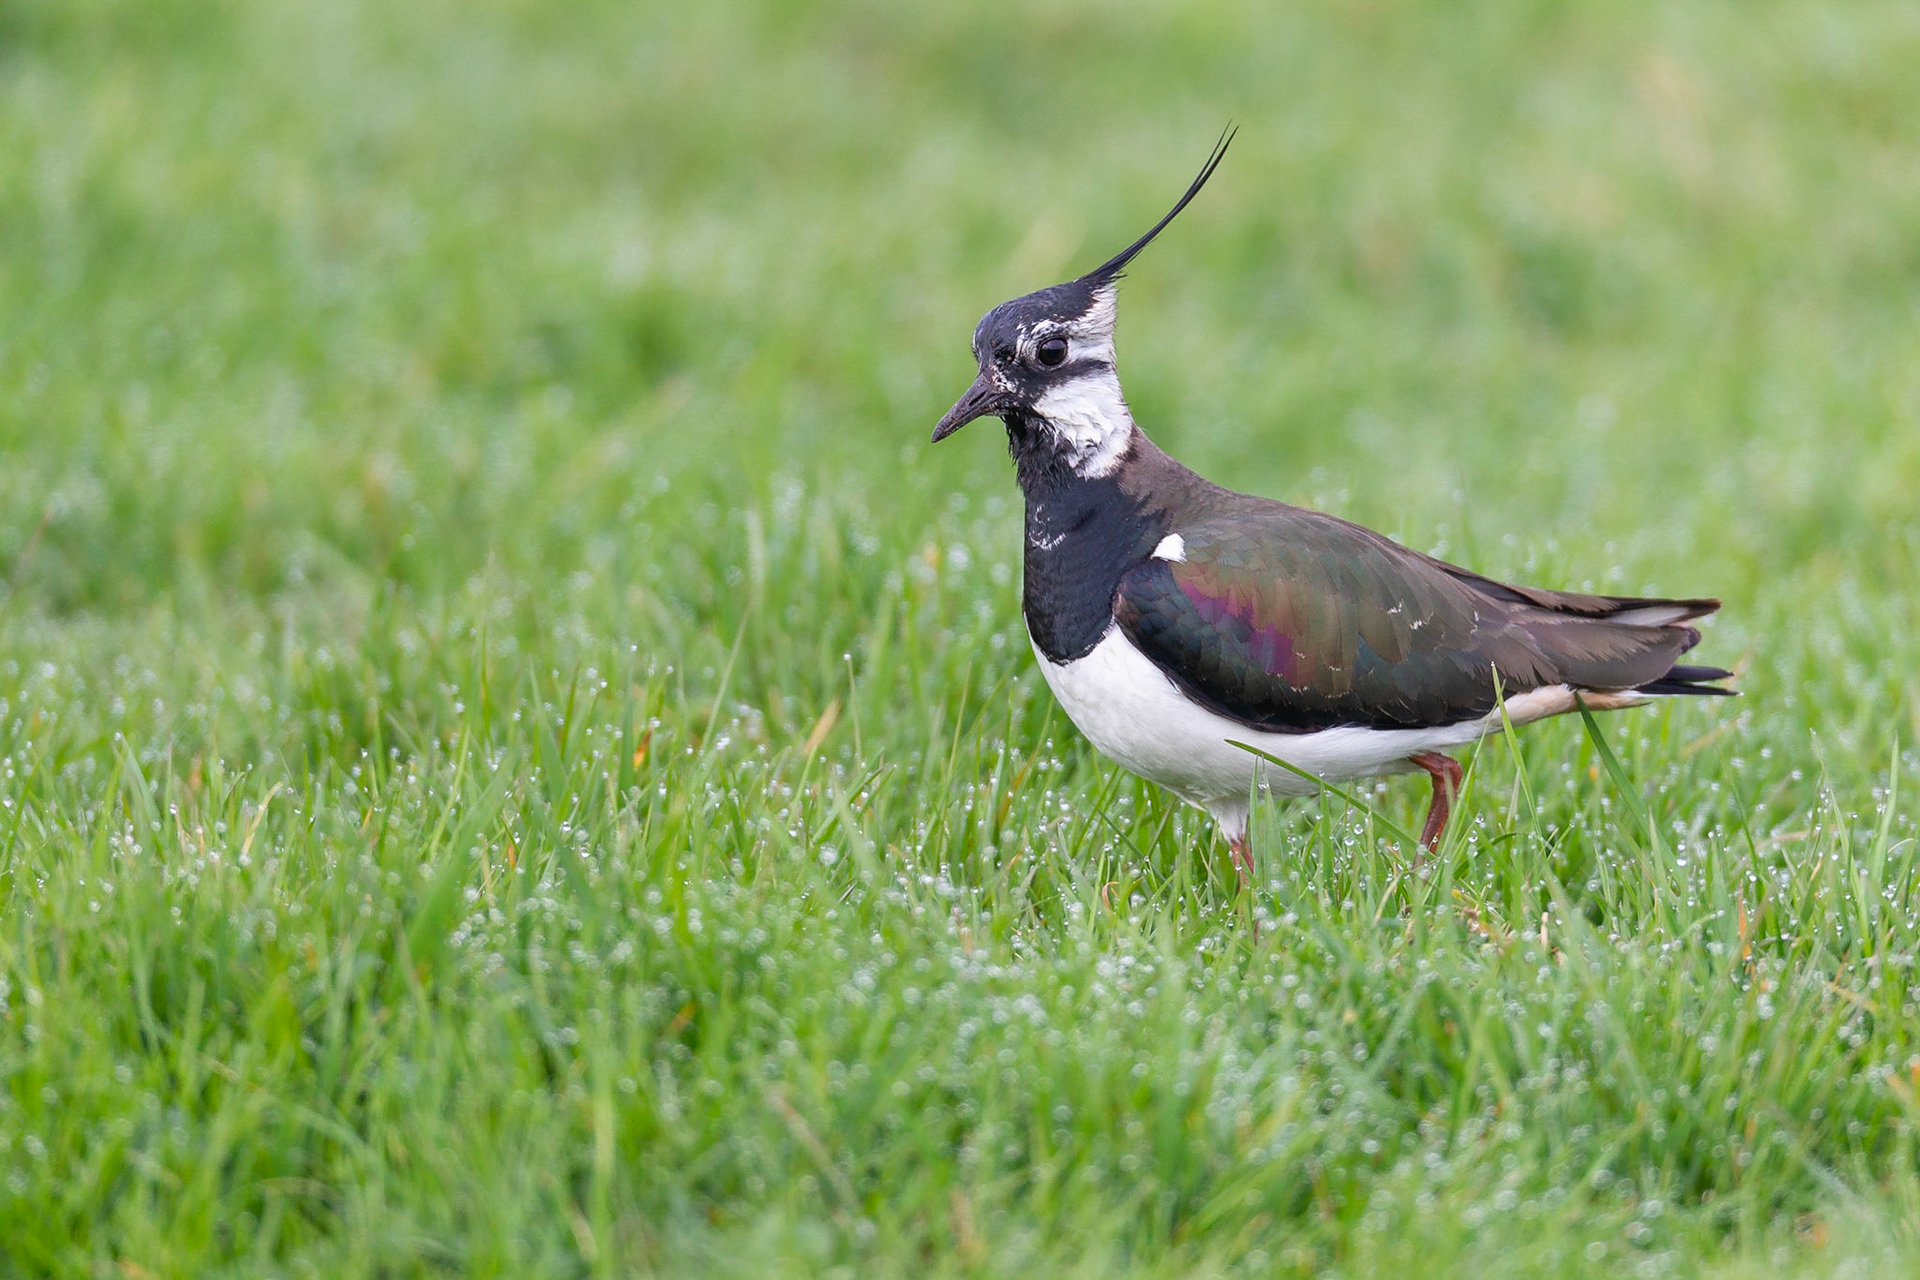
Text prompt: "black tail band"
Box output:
[[1634, 664, 1737, 697]]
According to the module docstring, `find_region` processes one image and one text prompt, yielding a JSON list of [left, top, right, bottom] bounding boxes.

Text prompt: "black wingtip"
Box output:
[[1635, 664, 1738, 697], [1080, 125, 1236, 285]]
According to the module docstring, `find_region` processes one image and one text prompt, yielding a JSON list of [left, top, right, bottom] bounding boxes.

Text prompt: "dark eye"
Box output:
[[1036, 336, 1069, 367]]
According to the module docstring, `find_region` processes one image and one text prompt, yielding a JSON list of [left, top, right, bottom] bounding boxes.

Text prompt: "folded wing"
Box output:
[[1113, 507, 1726, 733]]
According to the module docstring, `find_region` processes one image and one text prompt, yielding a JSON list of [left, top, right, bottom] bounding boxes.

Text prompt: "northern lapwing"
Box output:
[[932, 132, 1733, 875]]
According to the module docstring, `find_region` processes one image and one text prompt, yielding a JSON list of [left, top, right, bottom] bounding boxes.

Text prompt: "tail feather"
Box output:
[[1633, 663, 1737, 697], [1441, 558, 1735, 701]]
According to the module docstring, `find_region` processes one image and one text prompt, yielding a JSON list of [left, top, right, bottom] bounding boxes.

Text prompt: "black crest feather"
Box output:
[[1081, 126, 1235, 284]]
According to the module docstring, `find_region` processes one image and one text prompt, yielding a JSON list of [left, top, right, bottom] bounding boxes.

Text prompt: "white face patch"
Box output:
[[1031, 370, 1134, 478], [1066, 286, 1118, 364], [1027, 284, 1132, 478]]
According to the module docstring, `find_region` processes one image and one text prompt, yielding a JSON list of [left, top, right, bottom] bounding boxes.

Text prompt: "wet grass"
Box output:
[[4, 0, 1920, 1275]]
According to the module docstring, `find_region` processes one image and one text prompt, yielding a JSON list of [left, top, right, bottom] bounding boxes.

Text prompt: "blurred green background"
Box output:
[[6, 0, 1916, 628], [5, 1, 1920, 1275]]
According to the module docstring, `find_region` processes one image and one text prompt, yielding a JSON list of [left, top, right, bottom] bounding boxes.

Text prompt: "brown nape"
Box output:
[[1409, 751, 1465, 852]]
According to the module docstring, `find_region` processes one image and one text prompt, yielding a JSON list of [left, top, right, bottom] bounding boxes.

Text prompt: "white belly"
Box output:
[[1032, 627, 1533, 809]]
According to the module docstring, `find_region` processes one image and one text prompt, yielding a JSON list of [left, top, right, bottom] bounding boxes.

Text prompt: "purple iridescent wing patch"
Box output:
[[1111, 513, 1564, 733]]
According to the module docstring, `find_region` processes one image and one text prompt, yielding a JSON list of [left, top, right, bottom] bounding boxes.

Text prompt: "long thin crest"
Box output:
[[1080, 126, 1235, 284]]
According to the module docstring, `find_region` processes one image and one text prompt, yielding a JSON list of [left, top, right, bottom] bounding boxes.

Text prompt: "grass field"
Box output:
[[5, 0, 1920, 1275]]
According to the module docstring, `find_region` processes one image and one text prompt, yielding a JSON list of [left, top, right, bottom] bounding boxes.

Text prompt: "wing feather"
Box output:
[[1112, 507, 1713, 733]]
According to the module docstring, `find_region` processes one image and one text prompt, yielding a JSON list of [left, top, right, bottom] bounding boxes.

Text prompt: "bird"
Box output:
[[931, 131, 1733, 877]]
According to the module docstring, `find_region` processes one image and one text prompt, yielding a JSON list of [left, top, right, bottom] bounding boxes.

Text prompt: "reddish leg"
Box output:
[[1409, 751, 1464, 853], [1227, 833, 1255, 888]]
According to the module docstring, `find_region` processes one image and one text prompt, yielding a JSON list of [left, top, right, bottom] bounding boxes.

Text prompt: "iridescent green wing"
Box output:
[[1113, 508, 1683, 732]]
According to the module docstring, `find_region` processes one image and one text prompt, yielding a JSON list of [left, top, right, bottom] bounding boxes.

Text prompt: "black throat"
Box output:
[[1006, 416, 1164, 663]]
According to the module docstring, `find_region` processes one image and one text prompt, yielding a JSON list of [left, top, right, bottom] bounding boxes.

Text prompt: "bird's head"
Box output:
[[932, 130, 1234, 478]]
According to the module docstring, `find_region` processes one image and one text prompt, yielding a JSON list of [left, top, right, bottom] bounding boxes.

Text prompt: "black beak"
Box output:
[[932, 372, 1007, 443]]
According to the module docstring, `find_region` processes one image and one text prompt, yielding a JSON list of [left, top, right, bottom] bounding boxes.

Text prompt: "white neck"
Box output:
[[1032, 368, 1136, 478]]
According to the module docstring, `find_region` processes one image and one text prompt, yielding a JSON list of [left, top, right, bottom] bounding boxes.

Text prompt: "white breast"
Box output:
[[1031, 626, 1546, 836]]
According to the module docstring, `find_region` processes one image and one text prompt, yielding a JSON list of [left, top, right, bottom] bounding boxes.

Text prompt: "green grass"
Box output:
[[4, 0, 1920, 1274]]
